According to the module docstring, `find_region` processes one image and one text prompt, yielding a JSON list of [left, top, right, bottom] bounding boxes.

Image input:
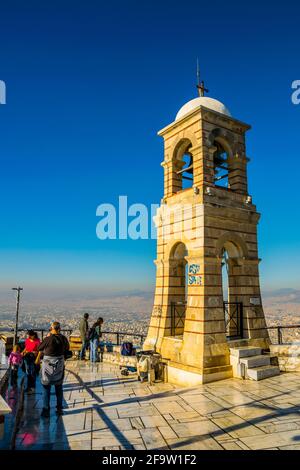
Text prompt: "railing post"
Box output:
[[277, 327, 281, 344], [116, 333, 120, 346], [279, 327, 283, 345]]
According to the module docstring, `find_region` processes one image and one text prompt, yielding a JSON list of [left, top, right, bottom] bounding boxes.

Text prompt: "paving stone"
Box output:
[[154, 402, 186, 414], [139, 428, 168, 449], [180, 394, 213, 404], [163, 414, 175, 422], [60, 414, 85, 431], [257, 421, 300, 434], [92, 429, 141, 444], [158, 426, 178, 440], [69, 440, 92, 450], [240, 429, 300, 450], [104, 446, 122, 450], [92, 434, 141, 448], [118, 406, 160, 418], [167, 435, 223, 450], [221, 441, 243, 450], [130, 417, 144, 430], [170, 419, 221, 438], [97, 418, 132, 431], [171, 412, 206, 423], [236, 440, 251, 450], [211, 415, 265, 438], [141, 415, 168, 428], [95, 407, 119, 420], [278, 444, 300, 450], [65, 432, 93, 442], [92, 440, 115, 449], [133, 443, 146, 450], [230, 405, 276, 423]]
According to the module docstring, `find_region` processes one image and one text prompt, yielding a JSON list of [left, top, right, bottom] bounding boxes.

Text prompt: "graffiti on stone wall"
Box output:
[[188, 264, 202, 286]]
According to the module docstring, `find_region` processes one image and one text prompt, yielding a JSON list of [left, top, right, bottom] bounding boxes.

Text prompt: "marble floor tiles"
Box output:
[[14, 362, 300, 450]]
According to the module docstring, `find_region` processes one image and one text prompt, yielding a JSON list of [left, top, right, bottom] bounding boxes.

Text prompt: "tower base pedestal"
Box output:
[[165, 362, 233, 387]]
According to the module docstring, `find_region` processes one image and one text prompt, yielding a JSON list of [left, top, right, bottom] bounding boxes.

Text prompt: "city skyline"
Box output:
[[0, 0, 299, 295]]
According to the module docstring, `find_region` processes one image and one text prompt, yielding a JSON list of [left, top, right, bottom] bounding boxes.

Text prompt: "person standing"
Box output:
[[8, 344, 23, 387], [89, 317, 103, 363], [22, 330, 41, 393], [36, 321, 70, 418], [79, 313, 89, 360]]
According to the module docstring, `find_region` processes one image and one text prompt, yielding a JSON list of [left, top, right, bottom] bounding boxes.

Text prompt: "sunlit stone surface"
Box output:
[[11, 362, 300, 450]]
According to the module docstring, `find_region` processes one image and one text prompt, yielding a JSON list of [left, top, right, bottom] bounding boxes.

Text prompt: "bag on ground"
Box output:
[[121, 342, 134, 356]]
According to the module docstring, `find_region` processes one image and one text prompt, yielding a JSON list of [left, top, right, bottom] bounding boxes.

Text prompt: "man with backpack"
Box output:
[[36, 321, 70, 418], [79, 313, 89, 360]]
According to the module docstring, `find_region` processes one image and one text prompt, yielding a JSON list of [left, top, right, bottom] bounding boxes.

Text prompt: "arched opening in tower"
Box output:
[[221, 244, 244, 340], [169, 242, 187, 337], [173, 139, 194, 193], [178, 151, 193, 190], [213, 141, 229, 188]]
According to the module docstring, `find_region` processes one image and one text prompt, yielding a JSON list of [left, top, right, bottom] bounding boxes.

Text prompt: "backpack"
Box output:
[[52, 334, 71, 359], [121, 342, 134, 356], [87, 327, 96, 341]]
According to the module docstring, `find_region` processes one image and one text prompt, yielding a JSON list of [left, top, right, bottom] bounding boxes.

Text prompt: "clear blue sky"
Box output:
[[0, 0, 299, 294]]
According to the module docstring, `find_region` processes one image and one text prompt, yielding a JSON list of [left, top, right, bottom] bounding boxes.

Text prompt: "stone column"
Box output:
[[228, 153, 248, 194]]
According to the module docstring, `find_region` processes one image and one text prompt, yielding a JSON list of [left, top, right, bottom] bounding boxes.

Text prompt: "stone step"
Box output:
[[240, 354, 271, 368], [247, 365, 280, 381], [230, 346, 262, 359]]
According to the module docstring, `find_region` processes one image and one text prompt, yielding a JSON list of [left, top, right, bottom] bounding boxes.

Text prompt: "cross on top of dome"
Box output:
[[196, 59, 209, 97]]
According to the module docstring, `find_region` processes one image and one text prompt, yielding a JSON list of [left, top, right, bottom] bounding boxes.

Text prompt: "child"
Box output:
[[8, 344, 23, 387]]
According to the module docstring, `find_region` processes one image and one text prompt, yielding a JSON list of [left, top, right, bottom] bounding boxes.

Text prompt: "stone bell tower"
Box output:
[[144, 85, 270, 386]]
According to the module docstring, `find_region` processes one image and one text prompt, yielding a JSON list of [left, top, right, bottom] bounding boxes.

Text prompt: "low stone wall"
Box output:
[[270, 343, 300, 372], [103, 349, 137, 368]]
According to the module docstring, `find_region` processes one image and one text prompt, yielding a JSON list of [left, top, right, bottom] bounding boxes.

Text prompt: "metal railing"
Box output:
[[17, 328, 73, 341], [15, 328, 145, 346], [4, 325, 300, 347], [266, 325, 300, 345], [98, 331, 145, 346], [224, 301, 243, 340], [5, 324, 300, 346]]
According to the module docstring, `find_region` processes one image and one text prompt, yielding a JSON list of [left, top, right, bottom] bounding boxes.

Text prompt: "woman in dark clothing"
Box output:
[[36, 321, 70, 418]]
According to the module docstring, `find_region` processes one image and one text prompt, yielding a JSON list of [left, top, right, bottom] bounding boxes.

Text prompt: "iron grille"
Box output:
[[170, 301, 186, 336], [223, 301, 243, 339]]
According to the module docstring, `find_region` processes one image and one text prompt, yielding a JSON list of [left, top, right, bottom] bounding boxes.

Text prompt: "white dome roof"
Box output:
[[175, 96, 231, 121]]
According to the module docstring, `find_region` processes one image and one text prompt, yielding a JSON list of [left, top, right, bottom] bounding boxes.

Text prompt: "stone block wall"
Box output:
[[103, 350, 137, 368], [270, 343, 300, 372]]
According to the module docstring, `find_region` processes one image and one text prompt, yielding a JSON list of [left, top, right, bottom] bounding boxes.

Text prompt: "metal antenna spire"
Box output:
[[196, 58, 209, 97]]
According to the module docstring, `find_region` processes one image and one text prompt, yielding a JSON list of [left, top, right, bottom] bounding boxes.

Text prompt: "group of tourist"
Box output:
[[9, 322, 70, 417], [7, 314, 104, 418]]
